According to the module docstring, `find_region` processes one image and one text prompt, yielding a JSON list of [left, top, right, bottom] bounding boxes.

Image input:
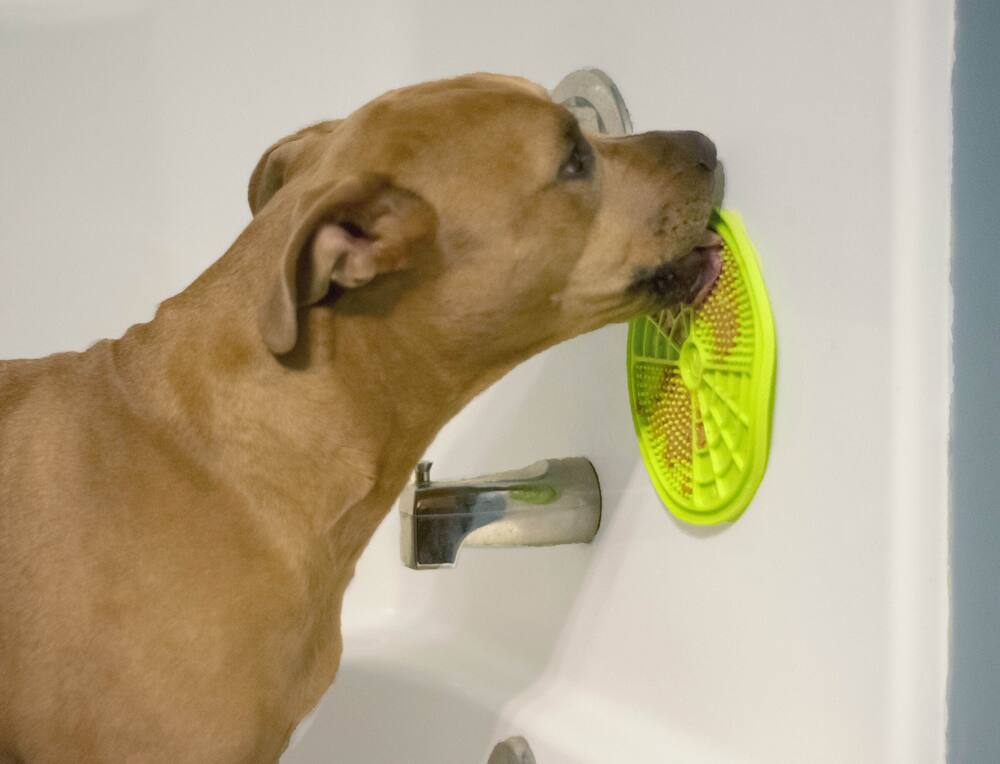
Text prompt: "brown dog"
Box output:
[[0, 73, 719, 763]]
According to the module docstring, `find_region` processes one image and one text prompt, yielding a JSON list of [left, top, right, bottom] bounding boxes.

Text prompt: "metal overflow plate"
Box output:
[[550, 68, 632, 138]]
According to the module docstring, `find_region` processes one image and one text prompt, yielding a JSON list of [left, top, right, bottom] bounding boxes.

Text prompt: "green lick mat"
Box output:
[[626, 210, 776, 525]]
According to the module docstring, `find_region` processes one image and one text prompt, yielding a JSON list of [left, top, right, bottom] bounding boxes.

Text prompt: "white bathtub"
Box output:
[[283, 618, 745, 764], [2, 0, 954, 761]]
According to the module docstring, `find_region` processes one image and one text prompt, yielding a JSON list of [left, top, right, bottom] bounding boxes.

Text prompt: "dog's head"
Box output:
[[248, 74, 719, 365]]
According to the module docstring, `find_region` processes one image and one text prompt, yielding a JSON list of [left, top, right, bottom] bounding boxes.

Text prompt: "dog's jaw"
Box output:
[[629, 230, 724, 309]]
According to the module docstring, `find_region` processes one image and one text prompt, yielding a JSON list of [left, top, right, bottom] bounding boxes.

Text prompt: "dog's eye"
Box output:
[[558, 139, 593, 181]]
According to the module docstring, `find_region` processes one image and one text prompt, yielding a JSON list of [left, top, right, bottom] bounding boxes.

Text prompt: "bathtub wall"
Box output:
[[1, 1, 955, 761]]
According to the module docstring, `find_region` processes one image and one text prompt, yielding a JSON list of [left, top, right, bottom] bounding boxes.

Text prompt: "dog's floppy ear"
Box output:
[[248, 120, 341, 215], [259, 172, 436, 355]]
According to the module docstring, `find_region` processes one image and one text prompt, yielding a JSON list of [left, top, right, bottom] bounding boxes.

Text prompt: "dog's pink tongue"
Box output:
[[692, 233, 724, 307]]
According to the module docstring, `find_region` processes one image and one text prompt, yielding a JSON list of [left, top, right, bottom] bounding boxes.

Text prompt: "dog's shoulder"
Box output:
[[0, 349, 93, 419], [0, 346, 116, 480], [0, 355, 58, 422]]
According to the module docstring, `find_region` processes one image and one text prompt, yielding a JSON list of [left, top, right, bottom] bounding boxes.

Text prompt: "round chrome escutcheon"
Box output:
[[551, 68, 632, 137]]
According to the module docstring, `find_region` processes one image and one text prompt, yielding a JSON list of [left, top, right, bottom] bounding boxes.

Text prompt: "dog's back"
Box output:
[[0, 348, 121, 759], [1, 353, 80, 760]]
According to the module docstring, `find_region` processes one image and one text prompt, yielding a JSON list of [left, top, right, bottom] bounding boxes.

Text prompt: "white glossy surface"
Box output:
[[1, 1, 952, 761]]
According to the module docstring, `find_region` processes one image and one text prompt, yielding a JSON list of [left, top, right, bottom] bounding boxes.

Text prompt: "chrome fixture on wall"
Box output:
[[398, 458, 601, 570]]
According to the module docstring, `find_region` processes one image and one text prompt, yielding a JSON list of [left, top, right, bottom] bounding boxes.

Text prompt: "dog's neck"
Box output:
[[108, 212, 519, 560]]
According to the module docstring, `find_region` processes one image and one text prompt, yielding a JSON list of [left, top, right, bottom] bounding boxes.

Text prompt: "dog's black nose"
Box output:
[[672, 130, 717, 172], [637, 130, 717, 173]]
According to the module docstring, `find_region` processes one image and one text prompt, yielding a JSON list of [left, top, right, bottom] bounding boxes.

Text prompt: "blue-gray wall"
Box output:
[[949, 1, 1000, 760]]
